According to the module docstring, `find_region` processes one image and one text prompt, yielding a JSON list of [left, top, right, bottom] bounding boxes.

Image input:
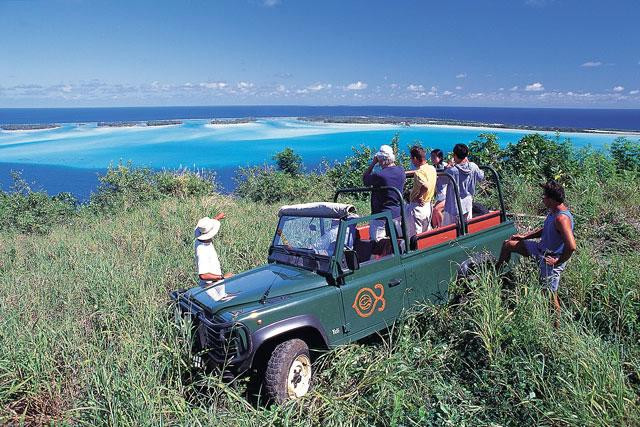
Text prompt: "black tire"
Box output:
[[457, 252, 497, 282], [264, 338, 311, 403]]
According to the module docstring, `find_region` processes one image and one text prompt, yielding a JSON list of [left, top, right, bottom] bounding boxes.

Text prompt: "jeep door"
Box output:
[[336, 215, 407, 337]]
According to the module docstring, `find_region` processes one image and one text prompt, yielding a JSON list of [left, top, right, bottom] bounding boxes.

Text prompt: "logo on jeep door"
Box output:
[[352, 284, 386, 318]]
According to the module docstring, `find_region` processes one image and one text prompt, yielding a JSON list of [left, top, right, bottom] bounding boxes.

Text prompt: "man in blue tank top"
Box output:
[[497, 180, 576, 323]]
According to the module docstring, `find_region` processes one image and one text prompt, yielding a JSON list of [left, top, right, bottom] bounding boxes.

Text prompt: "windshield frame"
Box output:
[[269, 215, 344, 275]]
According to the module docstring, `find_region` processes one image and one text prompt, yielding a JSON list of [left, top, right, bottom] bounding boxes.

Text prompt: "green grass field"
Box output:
[[1, 137, 639, 425]]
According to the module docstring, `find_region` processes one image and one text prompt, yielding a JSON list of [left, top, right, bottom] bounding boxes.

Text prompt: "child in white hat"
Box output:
[[194, 213, 233, 301]]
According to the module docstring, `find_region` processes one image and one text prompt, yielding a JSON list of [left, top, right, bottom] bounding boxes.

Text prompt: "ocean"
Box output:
[[1, 106, 639, 200]]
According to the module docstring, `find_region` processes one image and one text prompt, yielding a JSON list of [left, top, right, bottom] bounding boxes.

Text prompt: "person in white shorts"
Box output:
[[195, 213, 233, 301], [405, 145, 437, 237]]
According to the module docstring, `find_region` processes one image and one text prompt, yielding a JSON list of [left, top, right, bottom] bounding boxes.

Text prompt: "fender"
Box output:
[[242, 314, 329, 370]]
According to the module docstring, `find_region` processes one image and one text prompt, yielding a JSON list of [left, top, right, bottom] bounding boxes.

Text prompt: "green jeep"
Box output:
[[171, 167, 516, 403]]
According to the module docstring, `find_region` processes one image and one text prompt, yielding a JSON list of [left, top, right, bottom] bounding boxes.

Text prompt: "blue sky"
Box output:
[[1, 0, 639, 108]]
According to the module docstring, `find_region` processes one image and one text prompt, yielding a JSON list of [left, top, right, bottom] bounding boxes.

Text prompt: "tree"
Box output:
[[273, 148, 303, 176]]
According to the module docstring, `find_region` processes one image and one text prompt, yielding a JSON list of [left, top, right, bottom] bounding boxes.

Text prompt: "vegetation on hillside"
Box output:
[[1, 134, 639, 425]]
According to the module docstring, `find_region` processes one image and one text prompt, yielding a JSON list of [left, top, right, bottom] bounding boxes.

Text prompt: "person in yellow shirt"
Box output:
[[405, 145, 437, 237]]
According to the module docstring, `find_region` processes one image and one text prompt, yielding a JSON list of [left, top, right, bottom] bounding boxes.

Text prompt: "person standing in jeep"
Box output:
[[442, 143, 485, 226], [405, 145, 437, 236], [362, 144, 406, 240]]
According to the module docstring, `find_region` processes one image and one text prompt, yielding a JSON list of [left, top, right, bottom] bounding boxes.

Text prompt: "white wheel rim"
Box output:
[[286, 354, 311, 398]]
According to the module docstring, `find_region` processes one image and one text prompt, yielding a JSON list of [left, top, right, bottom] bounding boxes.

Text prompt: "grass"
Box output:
[[1, 139, 640, 425]]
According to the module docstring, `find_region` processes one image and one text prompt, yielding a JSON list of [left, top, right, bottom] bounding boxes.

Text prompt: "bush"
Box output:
[[89, 163, 162, 213], [469, 133, 504, 169], [234, 165, 331, 203], [0, 172, 77, 234], [502, 134, 576, 182], [325, 145, 374, 198], [273, 147, 303, 176], [610, 137, 640, 172], [90, 163, 215, 213], [155, 169, 215, 198]]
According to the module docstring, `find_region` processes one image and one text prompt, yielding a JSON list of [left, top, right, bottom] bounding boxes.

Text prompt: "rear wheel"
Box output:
[[264, 338, 311, 403]]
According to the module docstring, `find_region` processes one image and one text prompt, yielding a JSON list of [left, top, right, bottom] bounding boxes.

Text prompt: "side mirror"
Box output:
[[344, 249, 360, 271]]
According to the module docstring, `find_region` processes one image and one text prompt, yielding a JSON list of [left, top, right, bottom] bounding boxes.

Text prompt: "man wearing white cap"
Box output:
[[363, 144, 406, 240], [195, 213, 232, 301]]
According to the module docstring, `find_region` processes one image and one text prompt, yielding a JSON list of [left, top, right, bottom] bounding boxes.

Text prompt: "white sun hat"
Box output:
[[195, 217, 221, 241], [375, 144, 395, 163]]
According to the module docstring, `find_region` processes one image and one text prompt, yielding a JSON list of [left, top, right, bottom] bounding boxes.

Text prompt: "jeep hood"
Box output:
[[182, 263, 326, 313]]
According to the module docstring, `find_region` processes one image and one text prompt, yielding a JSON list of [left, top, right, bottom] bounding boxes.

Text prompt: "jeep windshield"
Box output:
[[270, 215, 347, 274]]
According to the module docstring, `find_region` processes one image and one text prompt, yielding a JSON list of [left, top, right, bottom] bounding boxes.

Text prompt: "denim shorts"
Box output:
[[523, 240, 566, 292]]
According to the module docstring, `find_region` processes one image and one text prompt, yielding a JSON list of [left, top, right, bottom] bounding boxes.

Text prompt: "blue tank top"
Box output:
[[539, 209, 574, 256]]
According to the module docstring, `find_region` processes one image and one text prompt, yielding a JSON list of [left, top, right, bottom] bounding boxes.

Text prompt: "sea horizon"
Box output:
[[2, 105, 640, 132]]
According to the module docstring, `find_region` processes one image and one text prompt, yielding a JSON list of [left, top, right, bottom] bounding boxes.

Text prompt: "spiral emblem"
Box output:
[[352, 284, 386, 318]]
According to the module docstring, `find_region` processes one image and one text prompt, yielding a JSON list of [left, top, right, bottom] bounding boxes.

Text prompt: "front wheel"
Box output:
[[264, 339, 312, 403]]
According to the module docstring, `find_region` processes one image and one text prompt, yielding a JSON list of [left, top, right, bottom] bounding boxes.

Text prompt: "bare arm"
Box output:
[[511, 227, 543, 240], [553, 215, 576, 265]]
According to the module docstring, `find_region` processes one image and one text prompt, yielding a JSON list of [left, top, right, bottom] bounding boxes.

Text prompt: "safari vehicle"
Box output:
[[171, 167, 516, 403]]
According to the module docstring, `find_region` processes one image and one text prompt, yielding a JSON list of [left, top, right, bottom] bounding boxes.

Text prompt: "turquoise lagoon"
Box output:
[[0, 118, 635, 198]]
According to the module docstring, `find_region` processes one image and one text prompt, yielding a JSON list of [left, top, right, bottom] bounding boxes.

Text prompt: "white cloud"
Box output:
[[581, 61, 602, 67], [525, 82, 544, 91], [613, 86, 624, 92], [390, 83, 399, 89], [443, 90, 453, 96], [456, 73, 467, 79], [307, 83, 331, 91], [200, 81, 227, 90], [428, 86, 438, 96], [346, 81, 367, 90], [630, 90, 639, 95], [61, 85, 72, 93], [406, 84, 424, 92], [499, 87, 505, 91], [455, 86, 462, 90], [510, 86, 519, 91], [276, 84, 286, 92]]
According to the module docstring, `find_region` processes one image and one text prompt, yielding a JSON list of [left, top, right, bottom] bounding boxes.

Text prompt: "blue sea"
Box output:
[[1, 106, 639, 200]]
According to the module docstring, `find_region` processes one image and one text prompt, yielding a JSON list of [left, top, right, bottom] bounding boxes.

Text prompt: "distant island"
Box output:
[[97, 121, 138, 128], [210, 118, 256, 125], [146, 120, 182, 127], [297, 116, 640, 135], [96, 120, 183, 128], [1, 123, 60, 131]]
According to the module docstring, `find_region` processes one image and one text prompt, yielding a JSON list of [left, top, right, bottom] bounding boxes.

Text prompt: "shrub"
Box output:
[[89, 163, 162, 213], [469, 133, 504, 169], [502, 134, 576, 182], [90, 164, 215, 213], [610, 137, 640, 172], [155, 169, 215, 198], [273, 147, 303, 176], [234, 165, 331, 203], [325, 144, 374, 198], [0, 172, 77, 234]]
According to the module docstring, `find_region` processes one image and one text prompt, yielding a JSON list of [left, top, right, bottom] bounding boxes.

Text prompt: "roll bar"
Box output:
[[333, 186, 409, 241], [479, 165, 506, 223]]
